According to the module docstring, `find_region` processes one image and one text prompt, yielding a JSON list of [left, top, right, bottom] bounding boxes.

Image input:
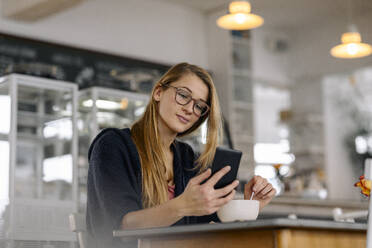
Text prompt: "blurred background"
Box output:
[[0, 0, 372, 247]]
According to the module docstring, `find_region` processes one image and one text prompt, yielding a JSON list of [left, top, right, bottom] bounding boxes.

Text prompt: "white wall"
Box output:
[[0, 0, 209, 67], [251, 27, 294, 86], [205, 9, 233, 117]]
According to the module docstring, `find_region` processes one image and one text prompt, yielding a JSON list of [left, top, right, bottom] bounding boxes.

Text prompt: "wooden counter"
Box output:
[[114, 218, 367, 248]]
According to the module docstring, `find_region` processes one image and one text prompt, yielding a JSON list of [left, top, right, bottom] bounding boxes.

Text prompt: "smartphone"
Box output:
[[210, 147, 242, 189]]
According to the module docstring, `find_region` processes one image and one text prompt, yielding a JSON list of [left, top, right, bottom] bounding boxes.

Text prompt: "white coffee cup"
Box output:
[[217, 199, 259, 222]]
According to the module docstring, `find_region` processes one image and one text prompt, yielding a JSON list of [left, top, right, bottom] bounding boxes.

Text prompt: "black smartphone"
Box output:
[[210, 147, 242, 189]]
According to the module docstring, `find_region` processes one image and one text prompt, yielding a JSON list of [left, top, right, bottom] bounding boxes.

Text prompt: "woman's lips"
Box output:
[[177, 114, 190, 124]]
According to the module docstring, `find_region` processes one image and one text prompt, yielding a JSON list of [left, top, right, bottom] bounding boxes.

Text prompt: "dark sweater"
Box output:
[[86, 128, 219, 248]]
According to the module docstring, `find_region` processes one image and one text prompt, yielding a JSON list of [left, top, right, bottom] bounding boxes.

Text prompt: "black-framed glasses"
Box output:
[[162, 84, 210, 117]]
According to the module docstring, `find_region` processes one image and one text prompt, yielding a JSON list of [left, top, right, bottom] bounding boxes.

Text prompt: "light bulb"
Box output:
[[346, 43, 358, 55], [234, 13, 247, 24]]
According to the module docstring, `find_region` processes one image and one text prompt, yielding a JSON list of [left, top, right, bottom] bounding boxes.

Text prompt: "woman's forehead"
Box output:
[[172, 74, 209, 100]]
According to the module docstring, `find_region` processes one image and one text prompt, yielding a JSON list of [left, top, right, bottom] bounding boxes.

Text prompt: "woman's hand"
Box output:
[[244, 175, 276, 210], [176, 166, 239, 217]]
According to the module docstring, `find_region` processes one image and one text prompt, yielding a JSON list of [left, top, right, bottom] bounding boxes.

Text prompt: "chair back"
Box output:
[[69, 213, 87, 248]]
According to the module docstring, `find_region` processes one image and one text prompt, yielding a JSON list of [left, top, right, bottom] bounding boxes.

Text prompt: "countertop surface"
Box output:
[[113, 218, 367, 240]]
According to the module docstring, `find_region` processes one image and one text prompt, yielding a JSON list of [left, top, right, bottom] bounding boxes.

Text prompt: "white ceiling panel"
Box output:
[[159, 0, 372, 29]]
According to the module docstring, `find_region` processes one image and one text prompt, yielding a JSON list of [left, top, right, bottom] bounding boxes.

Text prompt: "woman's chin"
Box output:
[[167, 118, 194, 134], [171, 124, 191, 134], [174, 127, 188, 134]]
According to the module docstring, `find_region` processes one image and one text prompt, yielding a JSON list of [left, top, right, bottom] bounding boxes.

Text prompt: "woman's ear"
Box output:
[[153, 85, 162, 102]]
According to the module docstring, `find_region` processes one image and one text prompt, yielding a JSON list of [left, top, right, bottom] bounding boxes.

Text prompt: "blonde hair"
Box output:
[[131, 62, 223, 208]]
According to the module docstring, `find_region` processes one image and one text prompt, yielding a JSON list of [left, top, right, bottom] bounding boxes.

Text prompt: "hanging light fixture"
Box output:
[[216, 1, 263, 30], [330, 0, 372, 59], [330, 25, 372, 59]]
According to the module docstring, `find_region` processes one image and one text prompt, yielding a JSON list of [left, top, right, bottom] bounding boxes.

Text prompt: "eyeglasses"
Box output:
[[162, 84, 210, 117]]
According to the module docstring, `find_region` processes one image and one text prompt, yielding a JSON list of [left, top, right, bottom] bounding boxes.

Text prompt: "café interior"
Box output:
[[0, 0, 372, 247]]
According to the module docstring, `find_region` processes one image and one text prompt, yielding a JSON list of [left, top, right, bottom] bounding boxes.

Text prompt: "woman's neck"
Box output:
[[157, 121, 177, 149], [160, 133, 176, 150]]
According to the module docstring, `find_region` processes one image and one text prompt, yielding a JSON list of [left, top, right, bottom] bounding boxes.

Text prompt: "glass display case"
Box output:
[[0, 74, 78, 248], [77, 87, 149, 211]]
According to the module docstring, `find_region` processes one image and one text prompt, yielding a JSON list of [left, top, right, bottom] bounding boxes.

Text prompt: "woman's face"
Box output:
[[154, 73, 209, 135]]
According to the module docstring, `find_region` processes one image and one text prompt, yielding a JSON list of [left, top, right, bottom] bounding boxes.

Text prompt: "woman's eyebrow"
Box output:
[[179, 86, 192, 93]]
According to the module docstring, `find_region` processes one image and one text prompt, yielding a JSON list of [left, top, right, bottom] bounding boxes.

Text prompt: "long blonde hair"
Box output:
[[131, 62, 223, 208]]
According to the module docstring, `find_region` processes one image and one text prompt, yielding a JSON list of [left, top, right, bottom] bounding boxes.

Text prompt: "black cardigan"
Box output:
[[86, 128, 219, 248]]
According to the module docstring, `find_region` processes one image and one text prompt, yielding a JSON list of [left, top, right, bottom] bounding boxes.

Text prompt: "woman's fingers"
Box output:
[[255, 183, 273, 198], [213, 189, 235, 208], [205, 166, 231, 187], [262, 188, 276, 199], [191, 168, 212, 185], [248, 176, 269, 197], [252, 176, 266, 193], [244, 175, 265, 197], [214, 180, 239, 198], [244, 175, 277, 200]]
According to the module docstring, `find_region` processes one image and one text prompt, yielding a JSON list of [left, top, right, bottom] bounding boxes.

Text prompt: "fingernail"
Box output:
[[235, 180, 239, 185], [226, 166, 231, 170]]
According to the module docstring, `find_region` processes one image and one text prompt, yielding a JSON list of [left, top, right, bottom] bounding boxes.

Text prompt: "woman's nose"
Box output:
[[182, 100, 194, 114]]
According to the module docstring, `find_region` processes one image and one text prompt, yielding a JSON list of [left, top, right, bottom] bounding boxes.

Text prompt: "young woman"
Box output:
[[86, 63, 276, 247]]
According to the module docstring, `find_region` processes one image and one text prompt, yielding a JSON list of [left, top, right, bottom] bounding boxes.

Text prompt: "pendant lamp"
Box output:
[[330, 0, 372, 59], [330, 25, 372, 59], [217, 1, 263, 30]]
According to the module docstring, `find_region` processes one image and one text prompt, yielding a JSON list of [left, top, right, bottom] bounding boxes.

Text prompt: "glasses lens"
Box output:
[[194, 101, 209, 116], [175, 89, 191, 105]]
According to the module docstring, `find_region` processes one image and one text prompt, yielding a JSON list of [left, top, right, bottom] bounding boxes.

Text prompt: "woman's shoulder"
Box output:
[[88, 128, 133, 159], [91, 127, 131, 146], [96, 127, 131, 141]]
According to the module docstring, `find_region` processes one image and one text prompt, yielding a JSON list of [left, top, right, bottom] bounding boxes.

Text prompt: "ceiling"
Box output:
[[5, 0, 372, 30], [161, 0, 372, 29]]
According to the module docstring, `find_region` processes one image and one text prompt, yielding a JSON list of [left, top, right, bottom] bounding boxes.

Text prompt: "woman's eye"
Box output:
[[178, 92, 189, 99], [195, 103, 204, 111]]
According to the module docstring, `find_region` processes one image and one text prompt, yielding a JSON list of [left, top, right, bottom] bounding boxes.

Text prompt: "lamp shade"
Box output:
[[217, 1, 263, 30], [330, 32, 372, 59]]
